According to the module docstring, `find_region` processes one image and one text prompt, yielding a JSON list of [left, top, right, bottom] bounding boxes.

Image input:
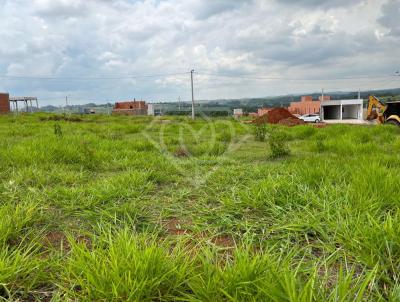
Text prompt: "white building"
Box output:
[[147, 104, 154, 116], [320, 99, 364, 123], [233, 108, 243, 116]]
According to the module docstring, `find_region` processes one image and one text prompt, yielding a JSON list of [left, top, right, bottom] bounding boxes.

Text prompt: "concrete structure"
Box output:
[[147, 104, 155, 116], [288, 95, 330, 115], [0, 93, 10, 113], [10, 97, 38, 113], [321, 99, 364, 123], [258, 108, 273, 116], [233, 108, 243, 117], [112, 99, 148, 115], [83, 108, 96, 114]]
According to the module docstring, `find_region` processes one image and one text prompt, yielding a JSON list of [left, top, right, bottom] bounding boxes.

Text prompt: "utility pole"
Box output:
[[65, 95, 69, 114], [191, 69, 195, 120], [321, 88, 324, 101], [178, 96, 181, 111], [358, 88, 361, 100]]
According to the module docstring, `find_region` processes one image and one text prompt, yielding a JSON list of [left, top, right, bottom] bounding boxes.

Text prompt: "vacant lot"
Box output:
[[0, 113, 399, 301]]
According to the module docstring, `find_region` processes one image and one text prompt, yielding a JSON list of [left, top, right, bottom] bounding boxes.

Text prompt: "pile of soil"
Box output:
[[253, 108, 304, 126], [278, 116, 306, 126]]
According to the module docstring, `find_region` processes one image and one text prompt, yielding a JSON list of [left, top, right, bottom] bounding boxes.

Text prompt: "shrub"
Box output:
[[54, 123, 63, 138], [268, 130, 290, 158], [254, 124, 267, 142]]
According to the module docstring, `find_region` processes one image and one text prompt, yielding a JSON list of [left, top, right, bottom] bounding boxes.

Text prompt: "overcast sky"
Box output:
[[0, 0, 399, 105]]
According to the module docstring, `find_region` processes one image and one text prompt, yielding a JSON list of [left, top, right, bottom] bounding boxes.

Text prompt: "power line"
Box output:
[[191, 69, 195, 120], [0, 71, 190, 80], [0, 71, 396, 82], [195, 72, 397, 81]]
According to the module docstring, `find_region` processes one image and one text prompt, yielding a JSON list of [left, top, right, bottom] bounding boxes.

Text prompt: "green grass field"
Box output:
[[1, 113, 400, 301]]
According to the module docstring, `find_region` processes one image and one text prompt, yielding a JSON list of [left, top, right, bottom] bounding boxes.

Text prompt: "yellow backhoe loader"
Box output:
[[366, 95, 400, 126]]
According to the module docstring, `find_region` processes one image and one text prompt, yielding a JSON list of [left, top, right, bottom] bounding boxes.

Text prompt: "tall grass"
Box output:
[[0, 113, 399, 300]]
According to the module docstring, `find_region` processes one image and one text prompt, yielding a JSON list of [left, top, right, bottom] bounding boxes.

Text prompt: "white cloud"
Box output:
[[0, 0, 398, 105]]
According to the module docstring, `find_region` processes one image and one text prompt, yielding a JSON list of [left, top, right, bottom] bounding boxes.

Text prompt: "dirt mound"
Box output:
[[253, 108, 304, 126], [267, 108, 294, 124], [278, 116, 305, 126]]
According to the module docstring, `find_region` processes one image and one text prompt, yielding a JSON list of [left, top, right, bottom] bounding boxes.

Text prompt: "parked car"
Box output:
[[300, 114, 321, 123]]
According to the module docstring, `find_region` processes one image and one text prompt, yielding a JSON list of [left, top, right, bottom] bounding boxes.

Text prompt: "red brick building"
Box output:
[[112, 99, 148, 115], [0, 93, 10, 113], [288, 95, 330, 115]]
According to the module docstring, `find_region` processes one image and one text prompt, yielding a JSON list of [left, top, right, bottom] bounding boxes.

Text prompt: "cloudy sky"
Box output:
[[0, 0, 399, 105]]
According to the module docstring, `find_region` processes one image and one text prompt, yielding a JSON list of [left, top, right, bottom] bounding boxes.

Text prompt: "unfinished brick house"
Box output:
[[112, 99, 148, 115], [288, 95, 330, 115], [0, 93, 10, 113], [257, 108, 273, 116]]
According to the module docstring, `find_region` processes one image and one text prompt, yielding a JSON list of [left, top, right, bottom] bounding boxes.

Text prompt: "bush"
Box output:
[[254, 124, 267, 142], [54, 123, 63, 138], [268, 130, 290, 158]]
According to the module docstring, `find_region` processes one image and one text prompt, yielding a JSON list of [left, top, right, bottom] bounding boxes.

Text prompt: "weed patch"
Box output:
[[268, 129, 290, 158], [0, 114, 397, 300]]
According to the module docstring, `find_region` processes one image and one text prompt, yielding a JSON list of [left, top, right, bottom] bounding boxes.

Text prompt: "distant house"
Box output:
[[288, 95, 329, 116], [112, 99, 148, 115], [147, 104, 155, 116], [257, 108, 273, 116], [84, 108, 96, 114], [321, 99, 363, 123], [233, 108, 243, 117]]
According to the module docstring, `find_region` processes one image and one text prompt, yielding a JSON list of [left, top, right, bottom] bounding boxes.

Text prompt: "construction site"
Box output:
[[2, 0, 400, 299], [1, 107, 399, 300], [0, 93, 39, 113]]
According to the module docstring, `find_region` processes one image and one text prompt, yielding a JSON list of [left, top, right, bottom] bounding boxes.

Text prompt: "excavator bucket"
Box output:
[[366, 110, 378, 120]]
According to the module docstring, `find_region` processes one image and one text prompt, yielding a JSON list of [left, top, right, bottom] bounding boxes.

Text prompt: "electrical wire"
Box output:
[[195, 71, 397, 81], [0, 71, 190, 80], [0, 70, 396, 82]]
